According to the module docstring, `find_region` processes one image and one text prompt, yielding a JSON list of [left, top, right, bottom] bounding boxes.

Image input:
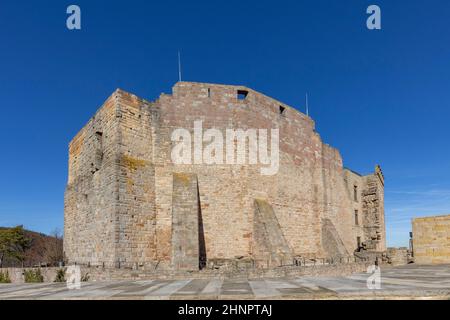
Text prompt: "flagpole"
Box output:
[[306, 92, 309, 116], [178, 51, 182, 82]]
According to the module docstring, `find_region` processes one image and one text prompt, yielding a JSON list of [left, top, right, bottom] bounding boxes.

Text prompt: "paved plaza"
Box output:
[[0, 264, 449, 300]]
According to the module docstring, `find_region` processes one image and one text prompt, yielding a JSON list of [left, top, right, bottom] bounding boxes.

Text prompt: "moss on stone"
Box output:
[[122, 155, 148, 171]]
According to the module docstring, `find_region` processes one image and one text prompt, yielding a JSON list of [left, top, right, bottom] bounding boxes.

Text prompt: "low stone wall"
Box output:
[[0, 267, 60, 284], [0, 262, 371, 284]]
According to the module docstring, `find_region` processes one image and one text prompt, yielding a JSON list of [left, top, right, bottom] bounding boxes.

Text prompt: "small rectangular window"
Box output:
[[354, 185, 358, 202], [207, 88, 211, 98], [279, 105, 286, 115], [355, 210, 359, 225], [357, 236, 361, 249], [237, 90, 248, 100]]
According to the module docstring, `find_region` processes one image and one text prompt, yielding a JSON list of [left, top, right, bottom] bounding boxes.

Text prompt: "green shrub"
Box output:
[[54, 268, 66, 282], [0, 270, 11, 283], [24, 269, 44, 283]]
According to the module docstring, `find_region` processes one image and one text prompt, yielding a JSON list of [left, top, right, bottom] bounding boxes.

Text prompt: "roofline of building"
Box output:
[[343, 167, 363, 177], [412, 214, 450, 221], [174, 81, 311, 120]]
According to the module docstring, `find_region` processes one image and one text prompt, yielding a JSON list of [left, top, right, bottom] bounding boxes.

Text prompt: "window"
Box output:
[[353, 185, 358, 202], [237, 90, 248, 100], [355, 210, 359, 225], [95, 131, 103, 140], [207, 88, 211, 98], [279, 105, 286, 115], [357, 236, 361, 249], [93, 131, 104, 173]]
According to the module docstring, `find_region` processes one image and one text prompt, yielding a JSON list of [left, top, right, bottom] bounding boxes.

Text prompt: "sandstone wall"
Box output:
[[412, 214, 450, 264], [0, 262, 371, 283], [171, 173, 200, 270], [115, 92, 156, 267], [64, 93, 120, 266]]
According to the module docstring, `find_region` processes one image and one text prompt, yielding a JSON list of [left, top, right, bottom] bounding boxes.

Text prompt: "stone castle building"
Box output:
[[64, 82, 386, 270]]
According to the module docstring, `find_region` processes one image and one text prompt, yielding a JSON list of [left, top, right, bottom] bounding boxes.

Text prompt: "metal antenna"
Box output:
[[178, 51, 182, 82], [306, 92, 309, 116]]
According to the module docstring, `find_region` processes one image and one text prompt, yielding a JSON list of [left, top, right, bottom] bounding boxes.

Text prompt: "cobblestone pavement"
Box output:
[[0, 264, 449, 300]]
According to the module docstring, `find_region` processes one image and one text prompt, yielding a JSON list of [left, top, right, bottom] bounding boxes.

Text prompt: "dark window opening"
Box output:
[[357, 236, 361, 249], [354, 185, 358, 202], [207, 88, 211, 98], [279, 105, 286, 115], [93, 131, 104, 173], [237, 90, 248, 100], [355, 210, 359, 225]]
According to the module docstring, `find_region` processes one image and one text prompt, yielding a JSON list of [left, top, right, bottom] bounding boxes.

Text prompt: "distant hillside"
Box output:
[[0, 227, 63, 268]]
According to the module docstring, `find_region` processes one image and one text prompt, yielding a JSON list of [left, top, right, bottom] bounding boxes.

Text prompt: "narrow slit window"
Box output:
[[354, 185, 358, 202], [355, 210, 359, 225], [237, 90, 248, 100], [207, 88, 211, 98], [93, 131, 104, 173]]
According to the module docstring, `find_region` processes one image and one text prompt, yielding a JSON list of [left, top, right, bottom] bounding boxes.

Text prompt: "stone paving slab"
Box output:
[[0, 264, 449, 300]]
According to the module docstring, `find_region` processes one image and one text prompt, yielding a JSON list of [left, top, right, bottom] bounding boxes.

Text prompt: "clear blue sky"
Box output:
[[1, 0, 449, 247]]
